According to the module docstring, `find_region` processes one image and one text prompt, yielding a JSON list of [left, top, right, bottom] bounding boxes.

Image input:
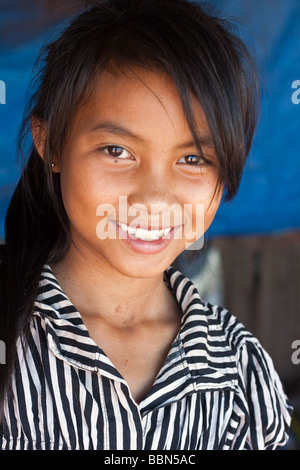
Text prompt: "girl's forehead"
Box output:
[[73, 68, 211, 140], [87, 68, 180, 106]]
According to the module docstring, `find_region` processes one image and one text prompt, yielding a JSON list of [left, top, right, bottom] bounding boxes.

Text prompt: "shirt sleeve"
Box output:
[[236, 338, 293, 450]]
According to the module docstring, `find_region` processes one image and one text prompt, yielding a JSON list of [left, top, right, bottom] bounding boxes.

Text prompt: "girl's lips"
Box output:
[[110, 220, 181, 255]]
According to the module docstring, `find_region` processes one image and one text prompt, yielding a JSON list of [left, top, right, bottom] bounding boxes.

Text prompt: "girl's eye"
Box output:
[[101, 145, 133, 159], [177, 154, 207, 166]]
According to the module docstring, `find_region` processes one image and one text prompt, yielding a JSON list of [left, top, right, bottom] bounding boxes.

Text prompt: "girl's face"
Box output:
[[56, 69, 223, 278]]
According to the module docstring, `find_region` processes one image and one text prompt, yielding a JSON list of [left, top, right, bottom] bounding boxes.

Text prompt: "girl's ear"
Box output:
[[31, 117, 60, 172]]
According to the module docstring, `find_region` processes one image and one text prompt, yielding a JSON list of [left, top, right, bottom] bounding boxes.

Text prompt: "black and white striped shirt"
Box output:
[[0, 265, 292, 450]]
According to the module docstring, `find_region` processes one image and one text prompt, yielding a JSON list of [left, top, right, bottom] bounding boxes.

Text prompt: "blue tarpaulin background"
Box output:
[[0, 0, 299, 240]]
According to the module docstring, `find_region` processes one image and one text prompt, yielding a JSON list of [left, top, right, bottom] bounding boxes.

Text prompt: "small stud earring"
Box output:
[[51, 162, 55, 167]]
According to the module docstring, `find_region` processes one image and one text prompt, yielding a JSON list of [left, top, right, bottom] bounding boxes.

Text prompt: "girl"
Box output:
[[0, 0, 292, 450]]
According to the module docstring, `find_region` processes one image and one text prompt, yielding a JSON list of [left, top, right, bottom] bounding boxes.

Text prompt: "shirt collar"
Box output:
[[33, 265, 239, 403]]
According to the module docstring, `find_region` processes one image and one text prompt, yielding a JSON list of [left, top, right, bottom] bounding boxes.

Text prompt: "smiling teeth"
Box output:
[[118, 223, 171, 241]]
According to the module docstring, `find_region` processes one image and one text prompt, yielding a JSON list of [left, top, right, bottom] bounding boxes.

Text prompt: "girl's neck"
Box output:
[[51, 243, 181, 329]]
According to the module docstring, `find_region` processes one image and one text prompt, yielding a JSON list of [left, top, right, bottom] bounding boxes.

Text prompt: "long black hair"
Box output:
[[0, 0, 260, 412]]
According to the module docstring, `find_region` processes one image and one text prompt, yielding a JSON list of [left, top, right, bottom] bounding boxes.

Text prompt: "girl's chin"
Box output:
[[100, 245, 180, 279]]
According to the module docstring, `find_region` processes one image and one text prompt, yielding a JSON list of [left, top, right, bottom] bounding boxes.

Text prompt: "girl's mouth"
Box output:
[[111, 220, 181, 255]]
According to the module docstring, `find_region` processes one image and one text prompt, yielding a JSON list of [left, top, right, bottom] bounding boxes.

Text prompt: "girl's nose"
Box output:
[[127, 167, 177, 209], [126, 166, 181, 228]]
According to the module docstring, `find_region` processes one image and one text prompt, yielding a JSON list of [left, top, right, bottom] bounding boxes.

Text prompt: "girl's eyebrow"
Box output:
[[88, 121, 215, 149], [89, 122, 145, 142]]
